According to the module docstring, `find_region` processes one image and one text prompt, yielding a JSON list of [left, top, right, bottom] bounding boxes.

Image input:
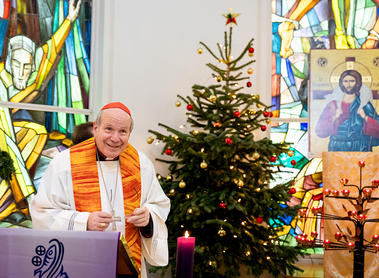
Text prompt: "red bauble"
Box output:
[[263, 111, 269, 117], [246, 82, 252, 87], [269, 156, 276, 163], [261, 126, 267, 131], [269, 112, 273, 117], [234, 111, 241, 118], [219, 202, 226, 209], [225, 138, 232, 145], [291, 159, 297, 166], [187, 104, 193, 111], [248, 47, 255, 53], [165, 149, 172, 156], [288, 188, 297, 194], [256, 216, 264, 224]]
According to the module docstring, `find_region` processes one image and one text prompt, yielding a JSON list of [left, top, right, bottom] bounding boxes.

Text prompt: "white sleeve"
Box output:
[[29, 150, 90, 231], [138, 150, 170, 266]]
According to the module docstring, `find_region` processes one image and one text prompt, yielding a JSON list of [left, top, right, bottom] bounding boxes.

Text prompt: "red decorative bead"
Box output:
[[291, 159, 296, 166], [341, 189, 350, 197], [323, 240, 331, 249], [219, 202, 226, 209], [165, 149, 172, 155], [246, 82, 252, 87], [186, 104, 193, 111], [340, 178, 349, 185], [263, 111, 269, 117], [256, 216, 263, 224], [234, 111, 241, 118], [225, 138, 232, 145], [288, 188, 296, 194], [248, 47, 255, 53], [261, 126, 267, 131], [269, 112, 273, 117], [269, 156, 276, 163]]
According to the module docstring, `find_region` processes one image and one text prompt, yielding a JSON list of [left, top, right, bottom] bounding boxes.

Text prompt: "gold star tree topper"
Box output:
[[222, 8, 241, 26]]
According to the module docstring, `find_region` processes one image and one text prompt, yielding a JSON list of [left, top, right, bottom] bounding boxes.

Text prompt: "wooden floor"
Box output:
[[286, 263, 324, 278], [147, 261, 324, 278]]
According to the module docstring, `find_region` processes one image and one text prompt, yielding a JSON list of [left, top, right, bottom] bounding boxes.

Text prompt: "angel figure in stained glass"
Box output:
[[0, 0, 82, 227]]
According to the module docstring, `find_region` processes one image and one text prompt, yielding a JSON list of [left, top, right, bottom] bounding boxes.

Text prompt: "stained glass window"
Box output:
[[0, 0, 91, 228], [271, 0, 379, 250]]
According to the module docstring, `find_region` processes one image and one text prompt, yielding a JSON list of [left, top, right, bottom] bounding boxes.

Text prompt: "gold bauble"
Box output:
[[248, 52, 254, 57], [175, 100, 181, 107], [237, 180, 244, 187], [253, 152, 260, 160], [209, 95, 217, 102], [146, 136, 154, 144], [197, 48, 203, 54], [213, 121, 221, 128], [254, 94, 260, 100], [179, 180, 186, 188], [257, 104, 262, 108], [266, 119, 271, 124], [216, 76, 223, 82], [249, 108, 256, 115], [247, 68, 253, 74], [193, 130, 199, 135], [200, 161, 208, 169], [218, 229, 226, 237], [288, 150, 294, 157], [167, 175, 172, 181]]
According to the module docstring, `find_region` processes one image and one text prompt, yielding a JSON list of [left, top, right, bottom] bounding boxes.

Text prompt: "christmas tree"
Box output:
[[148, 9, 304, 278]]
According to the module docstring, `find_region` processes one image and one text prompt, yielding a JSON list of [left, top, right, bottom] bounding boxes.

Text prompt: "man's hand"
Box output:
[[358, 108, 366, 120], [87, 211, 113, 231], [335, 108, 342, 119], [67, 0, 82, 23], [126, 206, 150, 227]]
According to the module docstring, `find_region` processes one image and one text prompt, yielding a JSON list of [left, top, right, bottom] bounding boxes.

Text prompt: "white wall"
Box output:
[[91, 0, 272, 176]]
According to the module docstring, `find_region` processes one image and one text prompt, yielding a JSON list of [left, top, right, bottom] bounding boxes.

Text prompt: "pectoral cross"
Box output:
[[111, 209, 122, 231]]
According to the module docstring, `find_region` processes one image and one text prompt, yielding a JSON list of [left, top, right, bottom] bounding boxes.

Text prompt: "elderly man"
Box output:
[[30, 102, 170, 278], [316, 70, 379, 151]]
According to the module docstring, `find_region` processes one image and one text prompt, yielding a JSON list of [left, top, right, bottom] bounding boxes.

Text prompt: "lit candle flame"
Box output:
[[185, 231, 189, 238]]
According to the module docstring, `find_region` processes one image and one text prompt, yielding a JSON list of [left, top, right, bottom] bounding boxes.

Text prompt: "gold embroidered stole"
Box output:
[[70, 137, 142, 268]]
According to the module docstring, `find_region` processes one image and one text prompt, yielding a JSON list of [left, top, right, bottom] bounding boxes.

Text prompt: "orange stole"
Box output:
[[70, 138, 142, 268]]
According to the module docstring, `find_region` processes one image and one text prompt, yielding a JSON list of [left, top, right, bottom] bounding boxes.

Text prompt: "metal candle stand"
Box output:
[[295, 161, 379, 278]]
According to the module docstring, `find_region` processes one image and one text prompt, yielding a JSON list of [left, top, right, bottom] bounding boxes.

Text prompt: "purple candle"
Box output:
[[176, 231, 195, 278]]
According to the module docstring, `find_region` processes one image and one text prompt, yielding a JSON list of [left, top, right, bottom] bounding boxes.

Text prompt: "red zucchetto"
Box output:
[[101, 102, 131, 116]]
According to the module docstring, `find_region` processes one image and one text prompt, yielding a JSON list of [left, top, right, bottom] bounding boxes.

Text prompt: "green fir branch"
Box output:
[[232, 39, 255, 65], [0, 151, 15, 182], [231, 59, 256, 71], [199, 41, 221, 62]]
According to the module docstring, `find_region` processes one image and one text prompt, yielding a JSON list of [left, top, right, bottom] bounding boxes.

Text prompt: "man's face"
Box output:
[[93, 108, 132, 158], [341, 75, 357, 95], [11, 49, 33, 90]]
